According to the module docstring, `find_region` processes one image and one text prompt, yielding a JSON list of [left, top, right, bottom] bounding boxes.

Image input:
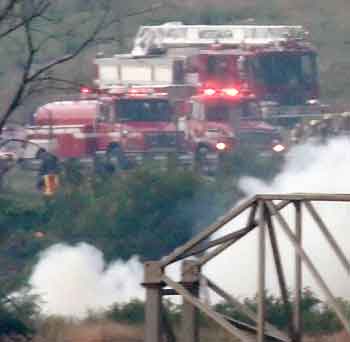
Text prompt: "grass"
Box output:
[[2, 314, 347, 342], [33, 319, 143, 342]]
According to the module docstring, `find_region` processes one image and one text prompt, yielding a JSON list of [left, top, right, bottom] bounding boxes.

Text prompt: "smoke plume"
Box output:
[[29, 138, 350, 317], [206, 137, 350, 299], [29, 243, 144, 318]]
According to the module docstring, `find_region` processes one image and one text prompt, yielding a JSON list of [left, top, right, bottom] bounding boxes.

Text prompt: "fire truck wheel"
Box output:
[[107, 145, 129, 170]]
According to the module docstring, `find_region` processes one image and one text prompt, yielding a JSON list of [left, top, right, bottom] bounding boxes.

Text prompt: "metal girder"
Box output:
[[161, 199, 291, 268], [256, 193, 350, 201], [293, 201, 302, 342], [144, 193, 350, 342], [177, 225, 255, 262], [266, 200, 350, 338], [163, 274, 255, 342], [266, 207, 295, 341], [204, 275, 289, 341], [257, 200, 266, 342], [160, 197, 257, 266]]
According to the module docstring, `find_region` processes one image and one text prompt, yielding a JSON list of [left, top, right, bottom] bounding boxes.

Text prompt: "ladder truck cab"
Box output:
[[95, 23, 320, 121]]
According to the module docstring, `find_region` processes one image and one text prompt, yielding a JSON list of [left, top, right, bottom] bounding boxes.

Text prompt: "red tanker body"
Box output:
[[27, 88, 192, 167], [33, 100, 98, 126], [28, 99, 100, 159]]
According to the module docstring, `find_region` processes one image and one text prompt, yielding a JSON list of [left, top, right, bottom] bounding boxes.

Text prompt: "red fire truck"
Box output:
[[95, 23, 321, 120], [183, 85, 285, 164], [26, 89, 195, 168], [27, 85, 242, 172]]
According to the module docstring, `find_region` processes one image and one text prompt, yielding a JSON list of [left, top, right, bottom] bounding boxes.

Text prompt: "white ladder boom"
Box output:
[[132, 22, 308, 56]]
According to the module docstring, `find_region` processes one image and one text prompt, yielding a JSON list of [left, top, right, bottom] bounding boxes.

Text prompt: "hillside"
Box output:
[[1, 0, 350, 124], [1, 2, 350, 339]]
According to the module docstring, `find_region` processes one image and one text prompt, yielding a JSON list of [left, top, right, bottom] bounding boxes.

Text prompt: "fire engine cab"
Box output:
[[183, 85, 285, 163], [95, 23, 321, 121], [94, 87, 191, 167]]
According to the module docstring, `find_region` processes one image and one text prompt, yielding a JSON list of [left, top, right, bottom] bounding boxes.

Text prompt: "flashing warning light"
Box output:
[[272, 143, 285, 153], [80, 86, 93, 94], [215, 142, 227, 151], [202, 87, 239, 97], [203, 88, 217, 96], [127, 87, 168, 97], [222, 88, 239, 97], [128, 88, 144, 94], [128, 87, 153, 97]]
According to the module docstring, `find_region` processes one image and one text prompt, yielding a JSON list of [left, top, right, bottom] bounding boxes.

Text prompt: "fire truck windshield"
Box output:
[[206, 55, 241, 82], [253, 52, 317, 87], [240, 131, 280, 146], [205, 104, 241, 122], [116, 99, 172, 122]]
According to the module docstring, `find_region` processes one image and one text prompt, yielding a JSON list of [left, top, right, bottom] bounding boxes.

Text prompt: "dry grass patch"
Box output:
[[305, 331, 348, 342], [34, 319, 143, 342]]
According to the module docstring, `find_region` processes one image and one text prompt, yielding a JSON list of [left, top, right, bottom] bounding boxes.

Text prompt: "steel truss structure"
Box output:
[[143, 193, 350, 342]]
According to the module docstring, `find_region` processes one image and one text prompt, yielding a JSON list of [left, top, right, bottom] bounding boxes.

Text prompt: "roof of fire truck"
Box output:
[[132, 22, 311, 57], [106, 85, 171, 99]]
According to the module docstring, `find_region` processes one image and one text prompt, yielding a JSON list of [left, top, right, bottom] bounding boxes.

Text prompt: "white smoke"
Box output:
[[206, 137, 350, 299], [28, 138, 350, 317], [29, 243, 144, 318]]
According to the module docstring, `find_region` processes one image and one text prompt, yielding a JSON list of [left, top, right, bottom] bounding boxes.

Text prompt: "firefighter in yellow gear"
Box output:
[[36, 149, 60, 196], [43, 173, 59, 196]]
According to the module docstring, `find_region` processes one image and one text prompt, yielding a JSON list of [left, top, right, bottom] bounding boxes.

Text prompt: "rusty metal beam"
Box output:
[[304, 201, 350, 273], [266, 201, 350, 338], [161, 197, 258, 267], [178, 225, 256, 261], [257, 200, 266, 342], [204, 275, 289, 341], [143, 261, 163, 342], [293, 202, 302, 342], [163, 275, 254, 342], [265, 205, 295, 341], [181, 261, 200, 342], [197, 201, 291, 267], [256, 193, 350, 202], [197, 203, 258, 266]]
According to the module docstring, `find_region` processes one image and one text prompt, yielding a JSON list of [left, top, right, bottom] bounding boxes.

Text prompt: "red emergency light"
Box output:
[[128, 87, 153, 96], [202, 87, 239, 98], [127, 87, 168, 97], [80, 86, 93, 94], [222, 88, 239, 97], [203, 88, 217, 96]]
